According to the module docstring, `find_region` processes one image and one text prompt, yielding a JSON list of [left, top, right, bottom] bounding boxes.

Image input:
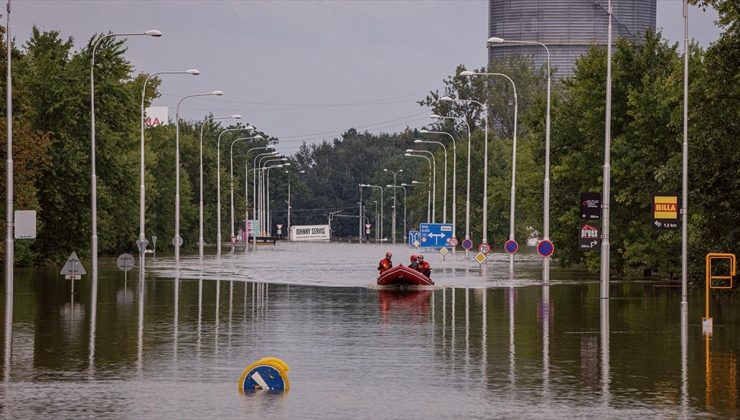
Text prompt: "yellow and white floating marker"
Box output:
[[239, 357, 290, 393]]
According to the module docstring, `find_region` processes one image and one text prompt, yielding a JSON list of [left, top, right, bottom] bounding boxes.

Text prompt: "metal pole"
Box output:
[[600, 0, 613, 298], [681, 0, 689, 307], [5, 0, 13, 297], [359, 186, 363, 242], [423, 130, 456, 240], [392, 172, 397, 244], [287, 174, 291, 232], [482, 105, 489, 244], [216, 128, 241, 255]]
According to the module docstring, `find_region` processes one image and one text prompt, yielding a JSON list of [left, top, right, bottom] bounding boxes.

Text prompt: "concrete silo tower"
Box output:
[[488, 0, 656, 78]]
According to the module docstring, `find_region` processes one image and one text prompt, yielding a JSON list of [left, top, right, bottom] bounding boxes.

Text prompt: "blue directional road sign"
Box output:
[[420, 223, 453, 248], [408, 230, 420, 246]]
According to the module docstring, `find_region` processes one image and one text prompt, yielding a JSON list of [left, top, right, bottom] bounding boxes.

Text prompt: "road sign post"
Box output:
[[117, 253, 135, 283]]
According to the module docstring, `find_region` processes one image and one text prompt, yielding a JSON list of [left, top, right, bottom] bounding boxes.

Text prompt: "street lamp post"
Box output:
[[358, 185, 363, 242], [215, 126, 253, 255], [405, 155, 432, 222], [175, 90, 223, 263], [91, 29, 161, 280], [410, 180, 428, 223], [360, 184, 384, 241], [488, 35, 551, 282], [414, 139, 447, 223], [383, 168, 403, 244], [421, 129, 457, 239], [256, 154, 283, 235], [460, 70, 519, 272], [440, 96, 489, 244], [286, 170, 305, 233], [262, 159, 288, 236], [431, 114, 472, 249], [198, 114, 240, 259], [243, 144, 275, 243], [407, 149, 436, 222], [140, 68, 199, 264], [229, 135, 264, 249], [390, 184, 409, 243]]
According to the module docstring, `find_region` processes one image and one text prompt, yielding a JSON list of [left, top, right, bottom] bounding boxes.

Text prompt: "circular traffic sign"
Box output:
[[537, 239, 555, 257], [239, 357, 290, 393], [478, 242, 491, 254], [461, 239, 473, 250], [504, 239, 519, 254], [171, 236, 183, 247], [116, 253, 135, 272], [448, 237, 459, 247]]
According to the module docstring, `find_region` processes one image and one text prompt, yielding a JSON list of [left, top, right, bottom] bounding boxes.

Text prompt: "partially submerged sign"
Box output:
[[116, 253, 135, 272], [60, 252, 86, 278]]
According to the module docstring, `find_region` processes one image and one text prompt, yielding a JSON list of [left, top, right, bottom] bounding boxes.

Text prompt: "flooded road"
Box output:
[[1, 242, 738, 418]]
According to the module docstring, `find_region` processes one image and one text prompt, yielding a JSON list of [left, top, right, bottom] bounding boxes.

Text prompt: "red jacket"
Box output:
[[418, 261, 431, 277], [378, 258, 392, 273]]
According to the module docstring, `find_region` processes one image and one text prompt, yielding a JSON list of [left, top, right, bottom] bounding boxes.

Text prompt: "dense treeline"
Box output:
[[0, 1, 737, 284]]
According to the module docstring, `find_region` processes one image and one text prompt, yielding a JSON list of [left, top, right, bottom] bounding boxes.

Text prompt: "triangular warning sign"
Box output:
[[60, 252, 87, 275]]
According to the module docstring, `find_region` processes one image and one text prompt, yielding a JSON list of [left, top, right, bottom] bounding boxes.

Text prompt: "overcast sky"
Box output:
[[11, 0, 722, 154]]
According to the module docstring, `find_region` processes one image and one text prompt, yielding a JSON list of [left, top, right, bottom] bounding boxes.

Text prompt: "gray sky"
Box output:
[[11, 0, 722, 155]]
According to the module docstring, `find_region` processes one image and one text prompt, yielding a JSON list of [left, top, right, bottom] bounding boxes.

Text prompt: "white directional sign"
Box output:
[[60, 252, 86, 276], [14, 210, 37, 239]]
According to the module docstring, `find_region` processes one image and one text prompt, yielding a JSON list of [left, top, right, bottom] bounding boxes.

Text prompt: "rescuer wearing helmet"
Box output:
[[417, 254, 431, 278], [378, 251, 393, 274], [409, 254, 419, 270]]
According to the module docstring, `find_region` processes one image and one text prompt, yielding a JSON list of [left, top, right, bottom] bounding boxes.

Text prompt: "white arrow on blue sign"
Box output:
[[419, 223, 453, 248]]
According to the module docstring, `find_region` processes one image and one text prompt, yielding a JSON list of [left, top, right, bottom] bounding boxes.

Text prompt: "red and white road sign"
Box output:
[[478, 242, 491, 254], [448, 237, 459, 246]]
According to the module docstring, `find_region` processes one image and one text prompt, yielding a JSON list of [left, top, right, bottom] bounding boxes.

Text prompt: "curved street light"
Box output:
[[229, 135, 264, 249], [406, 149, 436, 222], [460, 70, 518, 272], [420, 128, 457, 240], [383, 168, 403, 244], [431, 114, 473, 250], [404, 154, 432, 222], [139, 68, 199, 265], [488, 35, 552, 282], [440, 95, 489, 245], [415, 139, 447, 224], [91, 29, 161, 281], [198, 114, 241, 258], [174, 90, 223, 263], [359, 184, 384, 241]]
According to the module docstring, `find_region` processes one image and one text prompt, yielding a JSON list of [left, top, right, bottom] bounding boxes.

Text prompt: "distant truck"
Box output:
[[289, 225, 330, 242]]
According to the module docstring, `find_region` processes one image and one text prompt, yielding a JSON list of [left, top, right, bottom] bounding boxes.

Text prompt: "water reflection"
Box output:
[[88, 273, 97, 378], [3, 283, 12, 383], [600, 295, 610, 407], [378, 290, 431, 323]]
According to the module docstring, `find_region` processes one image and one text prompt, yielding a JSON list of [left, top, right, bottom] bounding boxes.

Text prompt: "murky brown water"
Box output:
[[1, 242, 738, 418]]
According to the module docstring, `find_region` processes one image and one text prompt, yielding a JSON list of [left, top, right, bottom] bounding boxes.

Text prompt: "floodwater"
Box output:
[[1, 242, 738, 418]]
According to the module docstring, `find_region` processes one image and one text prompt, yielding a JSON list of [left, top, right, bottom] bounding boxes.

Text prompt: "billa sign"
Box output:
[[651, 192, 679, 229], [579, 223, 600, 251], [580, 192, 601, 220]]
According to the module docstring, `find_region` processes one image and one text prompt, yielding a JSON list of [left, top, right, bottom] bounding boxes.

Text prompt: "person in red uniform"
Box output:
[[378, 251, 393, 274], [408, 254, 419, 271], [417, 254, 431, 278]]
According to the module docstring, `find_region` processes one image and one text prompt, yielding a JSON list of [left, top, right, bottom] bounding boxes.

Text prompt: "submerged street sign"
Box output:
[[60, 252, 86, 276], [652, 192, 679, 230], [579, 223, 600, 251]]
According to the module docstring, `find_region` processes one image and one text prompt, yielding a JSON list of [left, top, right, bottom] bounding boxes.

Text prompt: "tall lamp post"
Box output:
[[174, 90, 223, 263], [406, 149, 436, 222], [420, 129, 457, 239], [487, 35, 551, 282], [286, 169, 305, 232], [263, 159, 288, 236], [360, 184, 384, 241], [229, 135, 264, 248], [256, 154, 283, 235], [440, 95, 489, 245], [383, 168, 402, 244], [244, 144, 275, 243], [410, 180, 427, 224], [431, 114, 472, 249], [391, 183, 409, 243], [5, 0, 13, 297], [139, 68, 199, 264], [215, 125, 254, 255], [198, 114, 241, 259], [91, 28, 161, 280], [460, 70, 519, 272], [414, 139, 447, 223], [404, 155, 432, 222]]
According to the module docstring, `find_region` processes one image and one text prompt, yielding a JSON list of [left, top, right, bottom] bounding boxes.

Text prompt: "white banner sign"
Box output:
[[289, 225, 330, 242], [144, 106, 169, 127]]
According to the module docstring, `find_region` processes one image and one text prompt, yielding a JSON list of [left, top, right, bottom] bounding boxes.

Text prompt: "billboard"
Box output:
[[289, 225, 330, 242], [145, 106, 169, 127]]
